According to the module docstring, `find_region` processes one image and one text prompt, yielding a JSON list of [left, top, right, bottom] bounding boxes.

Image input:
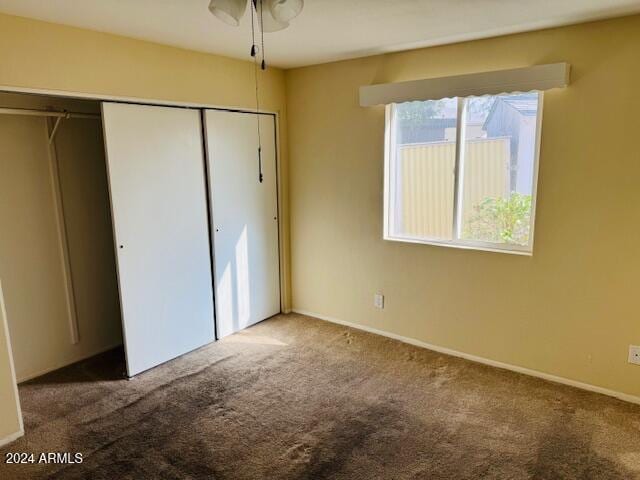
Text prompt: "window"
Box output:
[[384, 92, 542, 254]]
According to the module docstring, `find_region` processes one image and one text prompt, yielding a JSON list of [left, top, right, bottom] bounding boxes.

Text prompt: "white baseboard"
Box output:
[[0, 428, 24, 448], [292, 309, 640, 406], [17, 342, 123, 384]]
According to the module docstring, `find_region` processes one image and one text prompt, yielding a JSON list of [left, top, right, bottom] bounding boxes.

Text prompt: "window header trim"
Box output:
[[360, 63, 569, 107]]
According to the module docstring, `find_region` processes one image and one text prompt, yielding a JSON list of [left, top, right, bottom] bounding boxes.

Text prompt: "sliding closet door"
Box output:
[[102, 103, 214, 376], [204, 110, 280, 338]]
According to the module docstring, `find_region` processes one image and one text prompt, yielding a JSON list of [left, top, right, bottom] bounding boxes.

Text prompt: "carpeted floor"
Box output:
[[1, 313, 640, 479]]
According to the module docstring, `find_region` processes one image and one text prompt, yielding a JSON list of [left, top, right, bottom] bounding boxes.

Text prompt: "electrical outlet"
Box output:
[[629, 345, 640, 366], [374, 293, 384, 309]]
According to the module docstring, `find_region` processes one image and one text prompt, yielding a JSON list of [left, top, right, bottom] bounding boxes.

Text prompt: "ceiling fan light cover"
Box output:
[[208, 0, 248, 26], [258, 1, 290, 32], [268, 0, 304, 23]]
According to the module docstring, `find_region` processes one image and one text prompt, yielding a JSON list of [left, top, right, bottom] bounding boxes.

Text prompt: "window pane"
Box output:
[[389, 98, 458, 240], [459, 93, 539, 246]]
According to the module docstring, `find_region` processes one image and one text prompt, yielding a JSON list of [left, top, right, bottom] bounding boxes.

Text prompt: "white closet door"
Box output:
[[102, 103, 214, 376], [204, 110, 280, 338]]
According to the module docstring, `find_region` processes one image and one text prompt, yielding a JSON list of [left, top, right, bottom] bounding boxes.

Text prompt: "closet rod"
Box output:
[[0, 107, 100, 119]]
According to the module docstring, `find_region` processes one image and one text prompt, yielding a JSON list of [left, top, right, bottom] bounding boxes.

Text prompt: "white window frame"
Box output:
[[383, 93, 544, 255]]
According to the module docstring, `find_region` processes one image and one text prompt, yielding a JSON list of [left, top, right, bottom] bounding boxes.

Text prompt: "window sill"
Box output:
[[384, 234, 533, 256]]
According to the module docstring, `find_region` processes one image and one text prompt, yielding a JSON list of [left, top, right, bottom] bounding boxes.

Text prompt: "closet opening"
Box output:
[[0, 91, 126, 430]]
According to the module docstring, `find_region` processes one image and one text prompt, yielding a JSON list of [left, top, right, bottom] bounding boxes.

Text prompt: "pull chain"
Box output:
[[251, 0, 264, 183], [260, 0, 266, 71]]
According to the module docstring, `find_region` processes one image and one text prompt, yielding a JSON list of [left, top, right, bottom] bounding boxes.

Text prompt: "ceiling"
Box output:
[[1, 0, 640, 69]]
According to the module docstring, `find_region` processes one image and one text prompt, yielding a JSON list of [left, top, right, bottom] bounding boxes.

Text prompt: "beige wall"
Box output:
[[286, 15, 640, 398], [0, 12, 291, 442], [0, 282, 22, 446], [0, 14, 285, 111]]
